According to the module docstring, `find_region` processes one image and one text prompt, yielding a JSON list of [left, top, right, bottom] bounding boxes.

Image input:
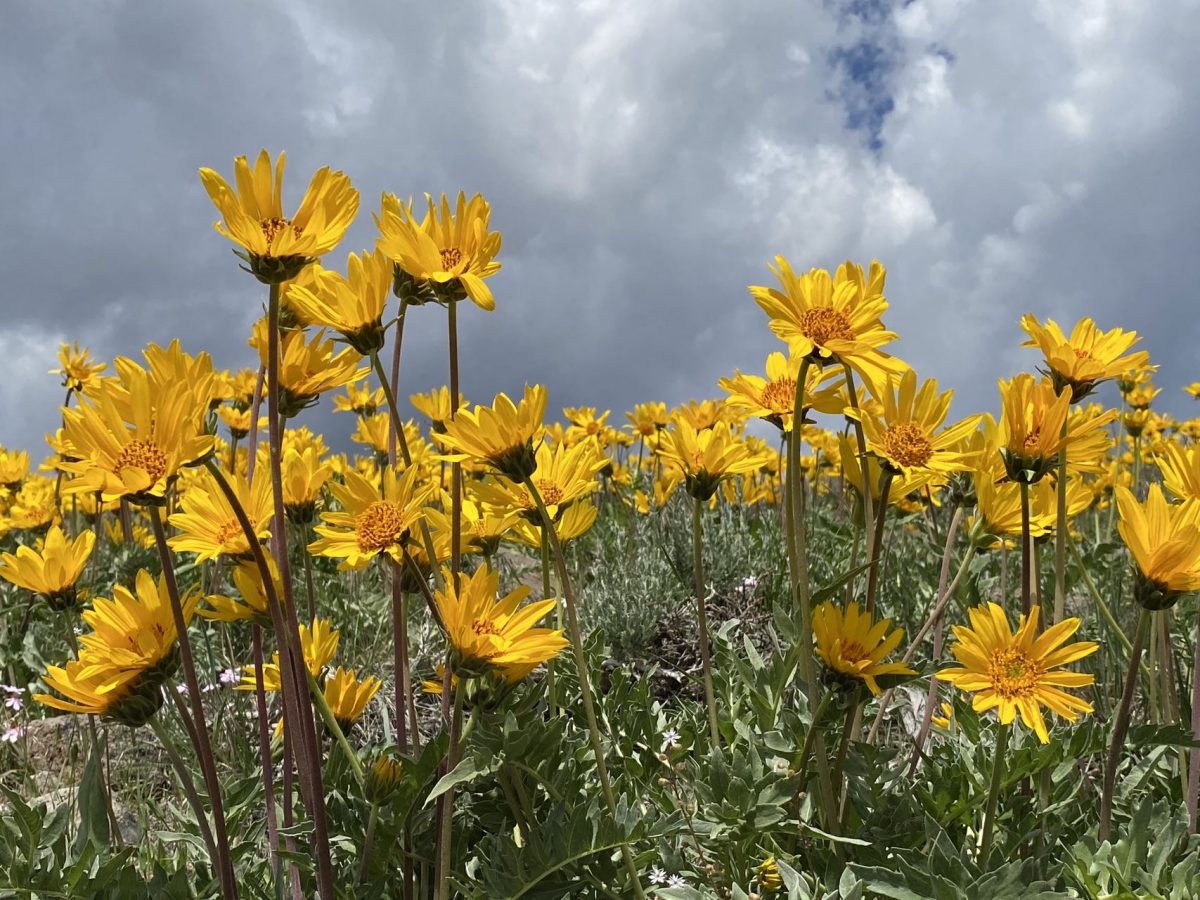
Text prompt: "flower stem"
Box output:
[[149, 712, 218, 862], [1019, 483, 1032, 618], [356, 801, 380, 884], [864, 469, 893, 615], [979, 724, 1010, 864], [692, 497, 720, 747], [541, 528, 557, 717], [150, 514, 238, 899], [436, 675, 466, 900], [1052, 445, 1069, 623], [1099, 606, 1152, 842], [250, 625, 281, 876], [305, 669, 365, 787], [523, 477, 647, 900], [266, 285, 335, 899], [1187, 613, 1200, 831]]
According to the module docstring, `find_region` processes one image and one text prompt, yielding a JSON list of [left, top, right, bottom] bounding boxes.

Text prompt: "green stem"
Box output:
[[541, 528, 557, 717], [1020, 483, 1032, 618], [436, 675, 466, 900], [1099, 607, 1152, 842], [1052, 445, 1069, 623], [864, 469, 893, 615], [149, 713, 218, 862], [306, 669, 366, 787], [357, 801, 380, 884], [979, 724, 1010, 864], [692, 497, 720, 747], [523, 477, 647, 900]]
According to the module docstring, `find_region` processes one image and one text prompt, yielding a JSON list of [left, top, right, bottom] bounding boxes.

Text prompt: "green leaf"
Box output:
[[74, 732, 111, 854]]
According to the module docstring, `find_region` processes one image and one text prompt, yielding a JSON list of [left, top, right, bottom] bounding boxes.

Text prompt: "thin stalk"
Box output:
[[1052, 444, 1069, 623], [541, 529, 557, 716], [447, 301, 462, 591], [436, 675, 466, 900], [692, 497, 720, 747], [979, 724, 1010, 864], [266, 286, 335, 899], [150, 515, 238, 899], [1188, 613, 1200, 831], [1020, 483, 1033, 619], [356, 801, 380, 884], [1099, 607, 1152, 842], [864, 469, 893, 615], [786, 361, 840, 834], [251, 626, 281, 876], [306, 669, 366, 787], [245, 366, 265, 480], [391, 566, 414, 753], [300, 522, 316, 621], [149, 713, 218, 861], [523, 477, 647, 900]]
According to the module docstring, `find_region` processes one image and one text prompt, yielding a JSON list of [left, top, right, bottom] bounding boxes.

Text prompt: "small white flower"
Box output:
[[667, 874, 687, 888], [175, 683, 188, 695], [219, 667, 241, 686], [660, 729, 681, 752], [649, 866, 667, 885], [742, 574, 759, 590], [2, 686, 22, 712]]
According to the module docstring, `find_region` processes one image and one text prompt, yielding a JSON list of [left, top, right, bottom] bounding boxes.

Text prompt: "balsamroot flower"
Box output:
[[1021, 314, 1150, 402], [656, 420, 768, 501], [997, 373, 1115, 485], [308, 466, 432, 571], [1115, 484, 1200, 608], [199, 149, 359, 283], [938, 603, 1097, 744], [323, 666, 382, 729], [168, 467, 273, 562], [375, 192, 502, 310], [812, 601, 915, 696], [284, 249, 393, 354], [719, 352, 845, 433], [50, 342, 107, 394], [750, 257, 909, 397], [0, 525, 94, 610], [435, 564, 567, 681], [436, 386, 548, 482]]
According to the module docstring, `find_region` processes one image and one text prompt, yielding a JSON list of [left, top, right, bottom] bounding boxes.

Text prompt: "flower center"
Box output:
[[115, 439, 168, 485], [839, 640, 868, 663], [882, 422, 933, 467], [799, 308, 855, 346], [537, 480, 564, 507], [215, 518, 244, 548], [1022, 427, 1042, 453], [987, 647, 1042, 698], [471, 617, 500, 636], [260, 216, 303, 245], [356, 501, 408, 551], [759, 377, 797, 413], [440, 247, 464, 270]]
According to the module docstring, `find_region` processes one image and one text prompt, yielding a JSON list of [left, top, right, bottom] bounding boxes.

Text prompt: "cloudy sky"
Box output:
[[2, 0, 1198, 456]]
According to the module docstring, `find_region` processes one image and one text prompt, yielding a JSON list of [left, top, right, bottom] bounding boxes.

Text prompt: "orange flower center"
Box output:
[[471, 618, 500, 636], [799, 307, 855, 346], [987, 647, 1042, 699], [882, 423, 933, 467], [838, 640, 869, 663], [260, 216, 305, 246], [1022, 427, 1042, 453], [440, 247, 464, 270], [356, 501, 408, 552], [537, 480, 564, 507], [116, 439, 168, 486], [215, 518, 244, 548], [759, 377, 797, 413]]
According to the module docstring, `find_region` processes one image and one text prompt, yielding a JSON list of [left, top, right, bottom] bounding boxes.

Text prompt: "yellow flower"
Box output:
[[282, 447, 333, 523], [0, 525, 94, 608], [457, 498, 521, 556], [201, 558, 279, 625], [0, 448, 30, 487], [199, 149, 359, 283], [168, 467, 272, 562], [309, 466, 432, 571], [938, 603, 1097, 743], [1116, 485, 1200, 605], [323, 666, 382, 729], [656, 420, 767, 500], [812, 601, 915, 696], [333, 382, 386, 416], [3, 476, 59, 532], [50, 342, 107, 394], [239, 618, 340, 691], [411, 386, 467, 432], [1126, 385, 1160, 410], [1020, 314, 1149, 401], [838, 434, 939, 509], [217, 405, 266, 440], [60, 370, 214, 504], [757, 857, 783, 892], [997, 374, 1114, 485], [472, 440, 605, 523], [970, 473, 1093, 549], [851, 370, 980, 480], [250, 319, 368, 418], [750, 257, 909, 396], [435, 564, 567, 680], [36, 569, 200, 725], [673, 399, 731, 431], [626, 402, 668, 439], [284, 249, 393, 354], [375, 192, 502, 310], [719, 352, 845, 432], [365, 755, 405, 802], [436, 386, 548, 481], [352, 412, 393, 456], [1155, 444, 1200, 501], [509, 501, 598, 549], [1186, 382, 1200, 400]]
